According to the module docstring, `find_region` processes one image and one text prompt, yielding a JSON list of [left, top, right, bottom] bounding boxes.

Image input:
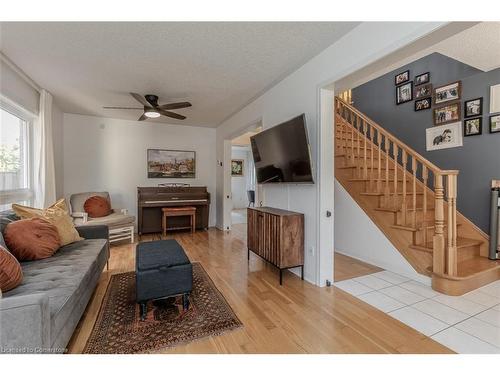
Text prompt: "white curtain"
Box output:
[[246, 149, 256, 192], [33, 89, 56, 208]]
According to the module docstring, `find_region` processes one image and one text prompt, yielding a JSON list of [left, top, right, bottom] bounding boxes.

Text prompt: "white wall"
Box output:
[[230, 146, 250, 209], [216, 22, 445, 286], [63, 113, 217, 227], [334, 182, 430, 284]]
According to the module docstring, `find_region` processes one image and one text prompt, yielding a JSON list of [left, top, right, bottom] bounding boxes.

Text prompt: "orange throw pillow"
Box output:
[[0, 245, 23, 292], [4, 218, 61, 261], [84, 196, 111, 218]]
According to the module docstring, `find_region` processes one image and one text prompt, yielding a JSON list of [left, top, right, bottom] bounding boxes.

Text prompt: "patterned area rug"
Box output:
[[83, 263, 242, 353]]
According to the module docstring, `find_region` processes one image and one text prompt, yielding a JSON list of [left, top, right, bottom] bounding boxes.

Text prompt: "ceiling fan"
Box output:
[[103, 93, 192, 121]]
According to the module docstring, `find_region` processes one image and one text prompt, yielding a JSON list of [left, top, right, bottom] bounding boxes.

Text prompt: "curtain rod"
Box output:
[[0, 51, 41, 93]]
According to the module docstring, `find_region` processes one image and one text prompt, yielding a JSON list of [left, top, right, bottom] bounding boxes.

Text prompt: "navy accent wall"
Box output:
[[352, 53, 500, 234]]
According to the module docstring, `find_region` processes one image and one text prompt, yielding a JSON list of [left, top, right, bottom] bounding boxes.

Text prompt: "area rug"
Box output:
[[83, 263, 242, 353]]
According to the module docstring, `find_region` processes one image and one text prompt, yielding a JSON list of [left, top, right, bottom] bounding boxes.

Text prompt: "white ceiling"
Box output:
[[0, 22, 358, 127], [431, 22, 500, 72]]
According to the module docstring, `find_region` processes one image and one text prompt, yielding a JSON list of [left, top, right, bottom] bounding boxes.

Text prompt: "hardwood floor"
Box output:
[[67, 224, 453, 354], [334, 253, 383, 282]]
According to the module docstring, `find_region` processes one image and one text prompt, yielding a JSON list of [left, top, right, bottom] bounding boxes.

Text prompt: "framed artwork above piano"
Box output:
[[137, 186, 210, 235], [147, 149, 196, 178]]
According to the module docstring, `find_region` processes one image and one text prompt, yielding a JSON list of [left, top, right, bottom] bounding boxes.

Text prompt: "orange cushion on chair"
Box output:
[[84, 196, 112, 218], [4, 218, 61, 261], [0, 244, 23, 292]]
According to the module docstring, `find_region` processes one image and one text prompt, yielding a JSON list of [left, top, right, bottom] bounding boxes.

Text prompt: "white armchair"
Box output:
[[69, 192, 135, 244]]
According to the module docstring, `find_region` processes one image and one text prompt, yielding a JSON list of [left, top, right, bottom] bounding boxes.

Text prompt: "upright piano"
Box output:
[[137, 186, 210, 235]]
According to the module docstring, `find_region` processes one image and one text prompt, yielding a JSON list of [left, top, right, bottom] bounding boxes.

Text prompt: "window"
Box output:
[[0, 104, 33, 210]]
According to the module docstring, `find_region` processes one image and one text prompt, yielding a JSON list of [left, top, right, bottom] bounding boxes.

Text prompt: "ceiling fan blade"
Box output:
[[158, 102, 192, 110], [130, 92, 151, 107], [158, 108, 186, 120], [138, 114, 148, 121], [103, 106, 143, 110]]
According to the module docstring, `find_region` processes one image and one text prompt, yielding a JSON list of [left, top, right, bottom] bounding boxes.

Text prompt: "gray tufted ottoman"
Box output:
[[135, 239, 193, 321]]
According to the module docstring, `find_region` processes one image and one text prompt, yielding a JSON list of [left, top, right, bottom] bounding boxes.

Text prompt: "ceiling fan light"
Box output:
[[144, 108, 160, 118]]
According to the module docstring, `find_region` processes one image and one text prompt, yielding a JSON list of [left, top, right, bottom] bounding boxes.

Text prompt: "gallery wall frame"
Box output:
[[426, 121, 463, 151], [464, 97, 483, 118], [415, 72, 430, 86], [490, 114, 500, 133], [395, 70, 410, 85], [464, 117, 482, 137], [490, 84, 500, 114], [396, 81, 413, 105], [434, 81, 462, 105], [433, 102, 461, 126]]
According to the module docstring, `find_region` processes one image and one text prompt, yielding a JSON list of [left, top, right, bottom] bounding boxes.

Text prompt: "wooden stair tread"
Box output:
[[457, 257, 500, 277], [410, 237, 483, 253], [393, 223, 463, 233], [391, 224, 418, 232], [348, 178, 411, 182], [360, 192, 423, 196]]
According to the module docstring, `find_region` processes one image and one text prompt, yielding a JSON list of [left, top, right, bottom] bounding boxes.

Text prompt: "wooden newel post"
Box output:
[[446, 174, 458, 276], [433, 173, 446, 275]]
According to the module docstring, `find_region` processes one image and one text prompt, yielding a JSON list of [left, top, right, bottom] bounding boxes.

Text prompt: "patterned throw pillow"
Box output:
[[0, 243, 23, 292], [12, 199, 83, 246], [84, 196, 112, 218]]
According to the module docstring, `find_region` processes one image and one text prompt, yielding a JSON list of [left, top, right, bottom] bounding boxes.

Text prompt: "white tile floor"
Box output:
[[231, 209, 247, 224], [334, 272, 500, 353]]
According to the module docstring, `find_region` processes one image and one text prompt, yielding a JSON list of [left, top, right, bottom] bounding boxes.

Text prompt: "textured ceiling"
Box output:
[[0, 22, 359, 127], [432, 22, 500, 72]]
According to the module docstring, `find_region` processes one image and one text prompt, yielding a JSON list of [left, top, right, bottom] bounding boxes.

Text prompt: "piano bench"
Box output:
[[162, 206, 197, 236]]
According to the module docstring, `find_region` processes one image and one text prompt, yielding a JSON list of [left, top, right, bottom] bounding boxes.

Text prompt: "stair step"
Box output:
[[409, 237, 483, 253], [338, 165, 357, 169], [374, 206, 434, 213], [361, 191, 423, 197], [391, 223, 463, 233], [391, 224, 418, 232], [348, 178, 411, 182]]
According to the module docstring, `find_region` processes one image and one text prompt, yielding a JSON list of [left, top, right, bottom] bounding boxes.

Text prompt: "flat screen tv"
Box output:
[[250, 114, 314, 184]]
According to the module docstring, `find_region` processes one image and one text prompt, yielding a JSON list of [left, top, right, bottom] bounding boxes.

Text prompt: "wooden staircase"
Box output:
[[334, 97, 500, 295]]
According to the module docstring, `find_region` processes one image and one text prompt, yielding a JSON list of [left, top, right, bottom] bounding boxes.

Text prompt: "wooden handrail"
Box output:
[[335, 96, 458, 177], [335, 96, 459, 278]]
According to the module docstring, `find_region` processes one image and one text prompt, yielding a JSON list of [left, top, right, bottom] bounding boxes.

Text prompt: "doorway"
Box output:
[[229, 129, 260, 226]]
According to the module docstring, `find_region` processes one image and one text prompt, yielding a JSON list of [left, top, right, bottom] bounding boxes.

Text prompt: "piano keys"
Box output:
[[137, 186, 210, 235]]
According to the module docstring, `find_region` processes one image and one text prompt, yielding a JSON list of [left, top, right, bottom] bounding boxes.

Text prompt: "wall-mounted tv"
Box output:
[[250, 114, 314, 184]]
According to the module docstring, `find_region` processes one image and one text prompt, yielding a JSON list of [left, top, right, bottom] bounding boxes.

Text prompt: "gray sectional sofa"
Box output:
[[0, 210, 109, 353]]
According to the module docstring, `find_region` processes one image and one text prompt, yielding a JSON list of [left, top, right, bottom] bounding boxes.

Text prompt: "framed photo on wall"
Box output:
[[426, 122, 463, 151], [231, 159, 244, 176], [490, 84, 500, 113], [414, 83, 433, 99], [464, 98, 483, 118], [147, 149, 196, 178], [433, 102, 461, 126], [395, 70, 410, 85], [415, 72, 430, 86], [396, 82, 413, 105], [490, 114, 500, 133], [464, 117, 482, 136], [415, 97, 432, 111], [434, 81, 461, 105]]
